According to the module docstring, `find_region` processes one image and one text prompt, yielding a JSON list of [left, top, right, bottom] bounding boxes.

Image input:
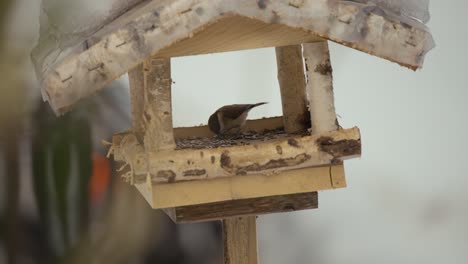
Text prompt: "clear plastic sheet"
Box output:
[[31, 0, 434, 113], [32, 0, 145, 85], [344, 0, 430, 23], [32, 0, 432, 82], [337, 0, 434, 51]]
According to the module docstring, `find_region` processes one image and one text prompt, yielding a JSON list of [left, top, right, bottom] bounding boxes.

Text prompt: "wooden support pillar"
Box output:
[[127, 64, 146, 185], [127, 56, 175, 184], [275, 45, 309, 133], [128, 64, 145, 137], [303, 41, 338, 134], [223, 216, 258, 264], [303, 41, 344, 188], [142, 57, 175, 151]]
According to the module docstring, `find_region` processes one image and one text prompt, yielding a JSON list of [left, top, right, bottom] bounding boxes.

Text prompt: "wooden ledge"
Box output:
[[111, 125, 360, 184], [135, 164, 344, 209]]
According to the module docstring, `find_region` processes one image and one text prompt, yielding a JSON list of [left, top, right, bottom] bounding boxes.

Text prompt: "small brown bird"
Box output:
[[208, 102, 267, 135]]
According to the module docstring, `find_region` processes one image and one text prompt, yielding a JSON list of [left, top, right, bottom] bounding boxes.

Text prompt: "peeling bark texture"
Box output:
[[32, 0, 434, 114], [166, 192, 318, 223], [304, 41, 338, 134], [142, 57, 175, 151], [111, 127, 360, 184], [275, 45, 309, 133], [223, 216, 258, 264]]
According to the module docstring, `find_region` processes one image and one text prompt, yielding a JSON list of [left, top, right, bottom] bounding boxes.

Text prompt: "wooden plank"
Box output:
[[141, 164, 345, 209], [276, 45, 310, 133], [35, 0, 434, 114], [112, 127, 360, 184], [223, 216, 258, 264], [166, 192, 318, 223], [304, 41, 338, 134], [155, 15, 322, 58]]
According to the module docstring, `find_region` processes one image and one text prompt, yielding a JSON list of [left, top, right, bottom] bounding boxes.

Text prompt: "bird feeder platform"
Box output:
[[32, 0, 433, 263], [111, 116, 359, 218]]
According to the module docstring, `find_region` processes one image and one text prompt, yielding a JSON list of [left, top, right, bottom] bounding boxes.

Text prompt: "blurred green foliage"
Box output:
[[32, 102, 92, 261]]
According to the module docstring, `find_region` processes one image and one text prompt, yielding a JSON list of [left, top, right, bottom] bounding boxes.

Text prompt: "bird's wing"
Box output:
[[217, 104, 252, 119]]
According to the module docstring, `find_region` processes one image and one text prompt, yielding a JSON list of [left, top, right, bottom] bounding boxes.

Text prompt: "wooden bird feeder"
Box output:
[[33, 0, 434, 263]]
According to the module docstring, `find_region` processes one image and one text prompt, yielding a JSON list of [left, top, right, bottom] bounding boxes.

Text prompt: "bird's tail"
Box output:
[[248, 102, 268, 110]]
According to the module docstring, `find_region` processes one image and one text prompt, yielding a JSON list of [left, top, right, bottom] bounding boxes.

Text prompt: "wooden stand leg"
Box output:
[[275, 45, 309, 133], [303, 41, 345, 187], [223, 216, 258, 264], [303, 41, 338, 134]]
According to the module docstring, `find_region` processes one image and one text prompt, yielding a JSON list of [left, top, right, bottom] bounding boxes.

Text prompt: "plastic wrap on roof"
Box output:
[[337, 0, 434, 47], [31, 0, 146, 98], [31, 0, 434, 114], [344, 0, 430, 23]]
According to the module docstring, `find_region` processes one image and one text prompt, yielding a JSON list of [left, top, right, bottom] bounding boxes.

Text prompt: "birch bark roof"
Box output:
[[32, 0, 434, 114]]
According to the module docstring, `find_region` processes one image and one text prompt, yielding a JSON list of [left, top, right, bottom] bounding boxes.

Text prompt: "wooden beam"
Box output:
[[165, 192, 318, 223], [276, 45, 309, 133], [223, 216, 258, 264], [304, 41, 338, 134], [134, 164, 344, 209], [112, 127, 360, 184], [156, 15, 321, 58]]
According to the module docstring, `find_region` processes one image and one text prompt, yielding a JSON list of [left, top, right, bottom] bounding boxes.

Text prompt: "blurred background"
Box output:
[[1, 0, 467, 263]]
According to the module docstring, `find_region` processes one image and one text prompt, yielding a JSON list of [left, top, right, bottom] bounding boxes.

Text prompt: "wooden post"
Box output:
[[303, 41, 338, 134], [142, 57, 175, 151], [127, 56, 175, 184], [220, 44, 330, 264], [128, 64, 145, 137], [275, 45, 309, 133], [127, 64, 145, 185], [223, 216, 258, 264]]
